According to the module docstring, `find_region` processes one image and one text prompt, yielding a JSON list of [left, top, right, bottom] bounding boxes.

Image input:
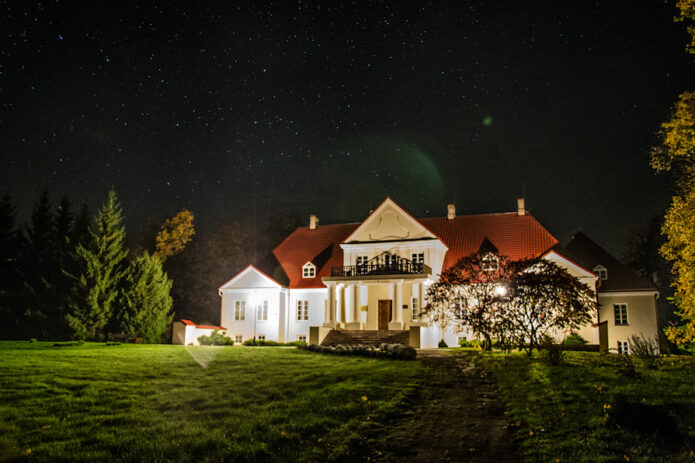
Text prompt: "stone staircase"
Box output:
[[320, 329, 410, 347]]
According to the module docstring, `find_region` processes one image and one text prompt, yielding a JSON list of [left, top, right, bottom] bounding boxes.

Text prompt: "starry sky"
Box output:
[[1, 0, 693, 254]]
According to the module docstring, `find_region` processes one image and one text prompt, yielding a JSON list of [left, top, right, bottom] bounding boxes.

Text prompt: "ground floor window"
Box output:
[[234, 301, 245, 320], [297, 300, 309, 321], [257, 301, 268, 321], [297, 335, 307, 343], [617, 340, 629, 354], [411, 297, 419, 321], [235, 335, 242, 344], [257, 335, 266, 341]]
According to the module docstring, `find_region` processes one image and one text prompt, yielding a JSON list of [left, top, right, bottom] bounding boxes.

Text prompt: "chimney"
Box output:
[[309, 214, 319, 230], [517, 198, 526, 216], [447, 203, 456, 220]]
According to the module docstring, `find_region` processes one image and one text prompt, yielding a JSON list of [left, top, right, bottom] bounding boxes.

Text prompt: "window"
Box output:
[[614, 304, 628, 326], [411, 252, 424, 263], [302, 262, 316, 278], [617, 340, 629, 354], [411, 297, 419, 321], [257, 300, 268, 321], [234, 301, 245, 320], [297, 300, 309, 321], [297, 335, 307, 343], [357, 255, 368, 266], [482, 253, 499, 271], [594, 265, 607, 280], [385, 253, 397, 266], [234, 335, 242, 343], [257, 335, 266, 341]]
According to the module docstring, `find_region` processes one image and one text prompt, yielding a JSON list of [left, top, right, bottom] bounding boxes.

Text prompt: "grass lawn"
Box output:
[[475, 349, 695, 463], [0, 342, 424, 462]]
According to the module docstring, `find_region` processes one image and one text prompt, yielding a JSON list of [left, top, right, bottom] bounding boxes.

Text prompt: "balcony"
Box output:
[[331, 258, 431, 278]]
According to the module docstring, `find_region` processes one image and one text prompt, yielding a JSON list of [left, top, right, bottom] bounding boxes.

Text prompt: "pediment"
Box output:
[[219, 265, 284, 289], [343, 197, 437, 243]]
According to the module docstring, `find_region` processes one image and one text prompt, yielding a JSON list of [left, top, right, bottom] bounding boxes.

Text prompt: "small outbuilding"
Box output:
[[172, 319, 228, 345]]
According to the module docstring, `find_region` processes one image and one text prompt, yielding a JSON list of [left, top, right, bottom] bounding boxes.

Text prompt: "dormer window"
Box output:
[[593, 265, 607, 280], [302, 262, 316, 278], [481, 253, 499, 271]]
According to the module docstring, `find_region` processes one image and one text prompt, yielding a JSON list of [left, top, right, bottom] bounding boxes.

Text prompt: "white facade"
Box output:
[[216, 198, 659, 350]]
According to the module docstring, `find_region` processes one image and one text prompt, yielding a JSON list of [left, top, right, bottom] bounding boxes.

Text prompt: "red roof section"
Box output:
[[272, 211, 558, 289], [420, 213, 558, 269], [179, 319, 227, 330], [273, 223, 358, 289]]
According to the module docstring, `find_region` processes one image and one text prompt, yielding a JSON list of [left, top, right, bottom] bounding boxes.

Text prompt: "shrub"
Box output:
[[458, 338, 473, 347], [198, 330, 234, 346], [629, 334, 660, 368], [242, 339, 282, 346], [562, 332, 588, 345], [438, 339, 448, 348], [540, 334, 564, 365], [297, 343, 416, 360]]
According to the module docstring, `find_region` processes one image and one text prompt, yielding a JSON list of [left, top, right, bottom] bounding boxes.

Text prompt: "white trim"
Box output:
[[599, 291, 659, 297], [219, 265, 283, 290], [542, 250, 597, 279], [342, 197, 439, 243]]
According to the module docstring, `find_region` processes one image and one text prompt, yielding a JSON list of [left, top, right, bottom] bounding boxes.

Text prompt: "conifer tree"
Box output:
[[0, 195, 21, 339], [66, 190, 128, 340], [119, 252, 173, 343], [21, 191, 57, 338]]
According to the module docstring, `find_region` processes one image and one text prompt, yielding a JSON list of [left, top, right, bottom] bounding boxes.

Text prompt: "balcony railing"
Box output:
[[331, 261, 431, 278]]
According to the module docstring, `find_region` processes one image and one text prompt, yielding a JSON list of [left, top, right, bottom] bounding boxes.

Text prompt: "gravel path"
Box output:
[[371, 350, 519, 462]]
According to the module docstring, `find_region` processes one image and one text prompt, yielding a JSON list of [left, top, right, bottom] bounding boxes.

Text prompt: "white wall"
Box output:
[[220, 288, 284, 343]]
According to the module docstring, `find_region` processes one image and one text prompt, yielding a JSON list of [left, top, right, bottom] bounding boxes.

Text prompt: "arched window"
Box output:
[[302, 262, 316, 278]]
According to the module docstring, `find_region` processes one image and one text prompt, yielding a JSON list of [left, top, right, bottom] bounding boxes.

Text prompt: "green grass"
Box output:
[[0, 342, 424, 462], [476, 350, 695, 462]]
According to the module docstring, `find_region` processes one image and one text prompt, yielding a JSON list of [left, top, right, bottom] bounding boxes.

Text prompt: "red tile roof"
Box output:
[[179, 319, 227, 330], [272, 212, 558, 289]]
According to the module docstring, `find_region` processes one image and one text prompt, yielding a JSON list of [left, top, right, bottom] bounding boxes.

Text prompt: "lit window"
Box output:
[[594, 265, 607, 280], [257, 335, 266, 341], [614, 304, 628, 326], [234, 335, 242, 343], [297, 300, 309, 321], [385, 253, 397, 266], [482, 253, 499, 271], [411, 297, 419, 321], [234, 301, 245, 320], [297, 335, 307, 343], [617, 340, 629, 354], [411, 253, 424, 263], [302, 262, 316, 278], [257, 300, 268, 321]]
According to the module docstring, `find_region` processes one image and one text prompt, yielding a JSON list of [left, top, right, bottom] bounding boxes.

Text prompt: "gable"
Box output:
[[219, 265, 284, 290], [542, 250, 597, 280], [343, 197, 437, 243]]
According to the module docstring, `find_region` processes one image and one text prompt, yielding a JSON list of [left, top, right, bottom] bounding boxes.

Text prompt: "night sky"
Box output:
[[1, 1, 693, 254]]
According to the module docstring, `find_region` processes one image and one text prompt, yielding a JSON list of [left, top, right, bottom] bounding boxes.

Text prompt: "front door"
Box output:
[[378, 300, 392, 330]]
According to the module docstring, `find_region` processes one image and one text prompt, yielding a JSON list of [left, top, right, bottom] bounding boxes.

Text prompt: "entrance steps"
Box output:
[[320, 329, 409, 347]]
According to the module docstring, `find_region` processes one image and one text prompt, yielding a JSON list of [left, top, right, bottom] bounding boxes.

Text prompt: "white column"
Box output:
[[323, 283, 337, 328], [388, 281, 404, 330], [347, 283, 362, 331], [336, 285, 343, 326], [418, 282, 425, 316]]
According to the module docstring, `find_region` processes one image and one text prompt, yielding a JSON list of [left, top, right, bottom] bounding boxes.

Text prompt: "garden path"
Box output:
[[371, 350, 518, 462]]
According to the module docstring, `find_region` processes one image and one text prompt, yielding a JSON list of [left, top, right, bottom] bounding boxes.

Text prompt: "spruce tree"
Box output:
[[21, 191, 57, 339], [120, 252, 173, 343], [66, 190, 128, 340], [0, 195, 21, 339]]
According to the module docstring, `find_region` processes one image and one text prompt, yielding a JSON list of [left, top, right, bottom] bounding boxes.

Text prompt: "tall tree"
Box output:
[[0, 195, 21, 339], [20, 191, 57, 338], [647, 1, 695, 347], [66, 190, 128, 340], [153, 209, 195, 262], [119, 252, 173, 343]]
